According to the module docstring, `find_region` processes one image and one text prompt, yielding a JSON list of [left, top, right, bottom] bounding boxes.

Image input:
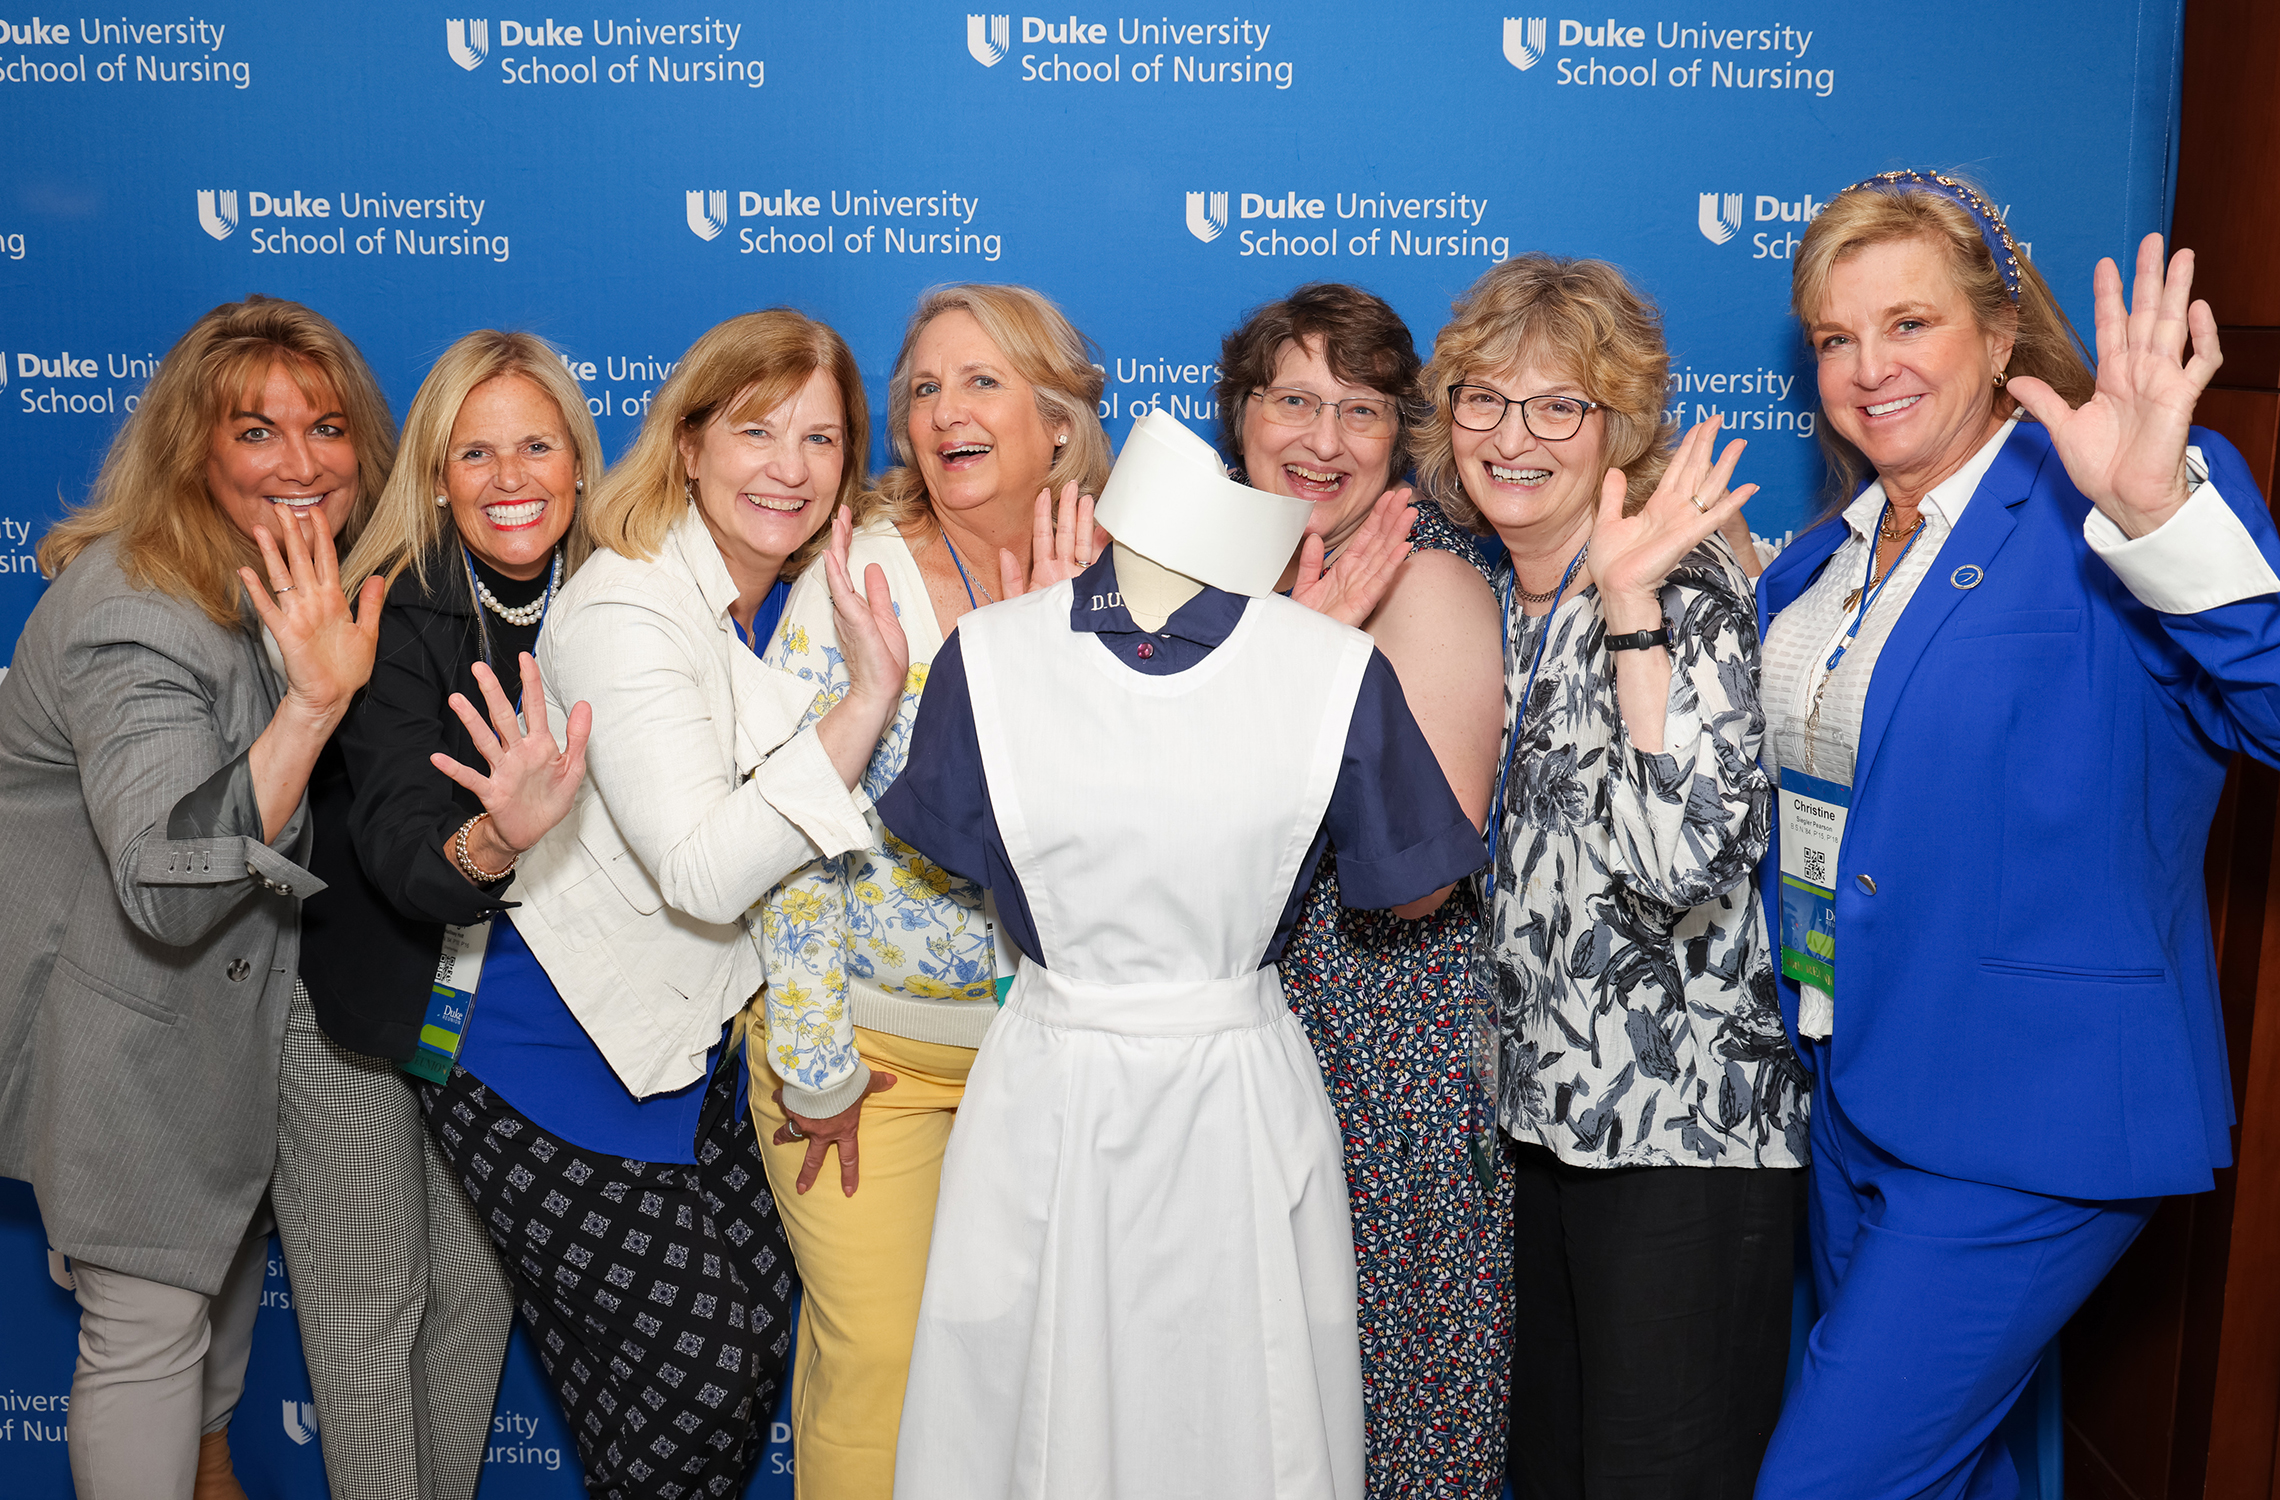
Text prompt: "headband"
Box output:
[[1839, 169, 2024, 301]]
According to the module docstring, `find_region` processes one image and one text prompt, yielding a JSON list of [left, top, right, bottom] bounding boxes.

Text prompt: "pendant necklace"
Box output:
[[1842, 511, 1925, 611]]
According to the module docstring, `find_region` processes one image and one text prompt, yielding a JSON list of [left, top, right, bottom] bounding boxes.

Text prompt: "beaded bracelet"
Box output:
[[451, 812, 517, 884]]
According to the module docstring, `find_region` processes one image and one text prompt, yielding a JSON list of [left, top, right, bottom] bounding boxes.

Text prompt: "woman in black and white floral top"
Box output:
[[1413, 254, 1806, 1500]]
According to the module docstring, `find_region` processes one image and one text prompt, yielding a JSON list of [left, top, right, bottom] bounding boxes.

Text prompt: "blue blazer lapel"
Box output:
[[1851, 425, 2051, 793]]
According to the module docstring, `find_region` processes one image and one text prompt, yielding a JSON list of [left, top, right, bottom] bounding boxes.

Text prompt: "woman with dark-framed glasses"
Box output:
[[1212, 282, 1512, 1498], [1414, 255, 1805, 1500]]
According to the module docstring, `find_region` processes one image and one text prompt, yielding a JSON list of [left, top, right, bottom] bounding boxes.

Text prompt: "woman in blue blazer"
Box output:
[[1748, 171, 2280, 1499]]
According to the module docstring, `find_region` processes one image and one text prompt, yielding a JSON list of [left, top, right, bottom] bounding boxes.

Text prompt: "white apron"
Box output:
[[893, 581, 1372, 1500]]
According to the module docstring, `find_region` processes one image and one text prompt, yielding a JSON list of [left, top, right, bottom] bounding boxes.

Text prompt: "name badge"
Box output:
[[981, 890, 1019, 1005], [399, 919, 491, 1084], [1776, 767, 1848, 994]]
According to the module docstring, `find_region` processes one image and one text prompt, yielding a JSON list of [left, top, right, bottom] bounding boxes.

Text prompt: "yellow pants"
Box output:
[[748, 1026, 975, 1500]]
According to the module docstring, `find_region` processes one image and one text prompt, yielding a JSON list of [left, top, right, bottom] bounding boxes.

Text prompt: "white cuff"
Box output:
[[2083, 454, 2280, 614], [1798, 982, 1832, 1040], [781, 1057, 872, 1119], [753, 726, 874, 859]]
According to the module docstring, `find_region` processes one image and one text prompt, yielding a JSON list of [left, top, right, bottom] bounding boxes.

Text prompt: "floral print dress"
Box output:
[[1278, 499, 1515, 1500], [1486, 536, 1805, 1171]]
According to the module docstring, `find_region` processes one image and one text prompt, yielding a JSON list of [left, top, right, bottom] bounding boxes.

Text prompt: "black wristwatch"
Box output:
[[1604, 628, 1672, 653]]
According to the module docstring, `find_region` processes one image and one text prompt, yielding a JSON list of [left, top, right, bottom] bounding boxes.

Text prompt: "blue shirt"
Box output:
[[457, 917, 716, 1161], [875, 551, 1486, 968], [735, 577, 793, 656]]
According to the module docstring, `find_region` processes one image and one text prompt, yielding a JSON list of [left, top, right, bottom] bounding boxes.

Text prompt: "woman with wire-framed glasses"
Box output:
[[1413, 255, 1806, 1500], [1210, 281, 1512, 1498]]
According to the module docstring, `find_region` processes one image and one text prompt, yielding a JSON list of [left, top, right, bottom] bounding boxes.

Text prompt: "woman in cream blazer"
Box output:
[[415, 309, 908, 1500]]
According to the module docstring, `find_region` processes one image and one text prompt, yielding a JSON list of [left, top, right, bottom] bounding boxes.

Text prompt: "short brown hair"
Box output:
[[339, 329, 603, 594], [1793, 173, 2094, 500], [872, 284, 1109, 531], [1415, 255, 1676, 528], [38, 295, 395, 625], [1214, 282, 1426, 485], [589, 308, 869, 578]]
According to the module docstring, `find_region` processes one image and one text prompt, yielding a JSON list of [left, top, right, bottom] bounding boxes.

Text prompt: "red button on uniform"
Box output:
[[1136, 641, 1156, 660]]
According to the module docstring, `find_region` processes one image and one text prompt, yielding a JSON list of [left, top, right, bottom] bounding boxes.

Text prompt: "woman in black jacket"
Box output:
[[280, 330, 597, 1500]]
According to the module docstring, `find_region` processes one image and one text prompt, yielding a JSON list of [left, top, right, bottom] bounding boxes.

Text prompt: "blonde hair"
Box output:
[[338, 330, 601, 594], [588, 309, 868, 578], [38, 295, 394, 625], [1415, 255, 1676, 528], [872, 284, 1109, 532], [1792, 173, 2094, 500]]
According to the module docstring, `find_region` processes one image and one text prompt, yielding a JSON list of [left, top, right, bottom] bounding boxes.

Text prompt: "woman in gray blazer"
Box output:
[[0, 295, 392, 1500]]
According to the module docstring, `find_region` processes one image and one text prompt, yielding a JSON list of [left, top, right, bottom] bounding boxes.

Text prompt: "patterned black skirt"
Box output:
[[420, 1044, 796, 1500]]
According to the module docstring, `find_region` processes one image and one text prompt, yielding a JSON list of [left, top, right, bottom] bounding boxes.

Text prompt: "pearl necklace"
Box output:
[[474, 549, 561, 627]]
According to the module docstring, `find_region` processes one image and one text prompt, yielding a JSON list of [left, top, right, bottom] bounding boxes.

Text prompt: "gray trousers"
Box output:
[[272, 987, 515, 1500], [68, 1214, 267, 1500]]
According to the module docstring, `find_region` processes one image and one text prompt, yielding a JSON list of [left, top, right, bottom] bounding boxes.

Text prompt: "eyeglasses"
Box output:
[[1248, 386, 1400, 440], [1447, 384, 1602, 440]]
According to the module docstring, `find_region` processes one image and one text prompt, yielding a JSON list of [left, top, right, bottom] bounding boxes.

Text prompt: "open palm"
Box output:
[[2006, 233, 2222, 538]]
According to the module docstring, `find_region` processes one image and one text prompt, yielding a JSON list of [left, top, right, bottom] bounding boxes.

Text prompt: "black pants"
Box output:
[[1507, 1141, 1802, 1500], [421, 1052, 796, 1500]]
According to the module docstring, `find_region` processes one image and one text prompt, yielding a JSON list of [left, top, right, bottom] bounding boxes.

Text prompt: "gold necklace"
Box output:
[[1879, 509, 1925, 542], [1843, 517, 1926, 610]]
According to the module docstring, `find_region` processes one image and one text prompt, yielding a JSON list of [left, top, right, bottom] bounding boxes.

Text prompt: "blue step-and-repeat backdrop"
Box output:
[[2, 1, 2184, 1493]]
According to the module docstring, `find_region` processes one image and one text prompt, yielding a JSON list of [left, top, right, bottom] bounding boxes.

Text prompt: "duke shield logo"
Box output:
[[1502, 17, 1547, 70], [197, 189, 239, 240], [1697, 192, 1742, 245], [282, 1400, 319, 1446], [445, 19, 489, 70], [966, 13, 1009, 66], [685, 190, 727, 241], [1185, 191, 1227, 244]]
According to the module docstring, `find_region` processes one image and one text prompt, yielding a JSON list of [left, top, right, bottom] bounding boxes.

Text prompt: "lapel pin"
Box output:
[[1950, 564, 1983, 590]]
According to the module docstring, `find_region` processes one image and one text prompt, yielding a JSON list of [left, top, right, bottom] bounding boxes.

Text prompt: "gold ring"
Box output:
[[1689, 495, 1711, 515]]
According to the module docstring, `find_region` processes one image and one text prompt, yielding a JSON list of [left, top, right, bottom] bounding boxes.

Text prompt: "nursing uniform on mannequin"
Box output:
[[876, 411, 1487, 1499]]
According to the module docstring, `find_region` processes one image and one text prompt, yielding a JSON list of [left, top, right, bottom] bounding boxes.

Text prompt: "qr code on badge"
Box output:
[[1802, 846, 1828, 887]]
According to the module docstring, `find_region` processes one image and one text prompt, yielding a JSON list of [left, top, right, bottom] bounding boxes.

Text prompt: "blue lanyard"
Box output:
[[1823, 502, 1923, 676], [1482, 544, 1589, 904], [944, 534, 984, 611]]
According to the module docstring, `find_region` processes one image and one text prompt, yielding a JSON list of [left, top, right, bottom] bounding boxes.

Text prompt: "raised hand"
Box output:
[[241, 506, 384, 725], [824, 505, 910, 706], [815, 505, 913, 789], [430, 654, 592, 858], [1589, 415, 1755, 629], [998, 482, 1104, 598], [2007, 233, 2222, 538], [1291, 485, 1418, 628]]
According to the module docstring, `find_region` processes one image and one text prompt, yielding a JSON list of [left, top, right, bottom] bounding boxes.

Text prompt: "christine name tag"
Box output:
[[1777, 768, 1849, 993], [400, 920, 491, 1084]]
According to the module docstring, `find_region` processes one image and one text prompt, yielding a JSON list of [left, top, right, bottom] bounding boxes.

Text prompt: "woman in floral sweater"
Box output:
[[753, 282, 1110, 1499]]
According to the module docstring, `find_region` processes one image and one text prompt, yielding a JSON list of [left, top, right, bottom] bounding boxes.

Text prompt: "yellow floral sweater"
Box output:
[[757, 519, 999, 1116]]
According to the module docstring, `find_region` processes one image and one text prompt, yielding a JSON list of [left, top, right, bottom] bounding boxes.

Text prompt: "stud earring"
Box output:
[[575, 479, 584, 492], [1055, 434, 1068, 447], [434, 494, 449, 508], [1992, 369, 2008, 389]]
